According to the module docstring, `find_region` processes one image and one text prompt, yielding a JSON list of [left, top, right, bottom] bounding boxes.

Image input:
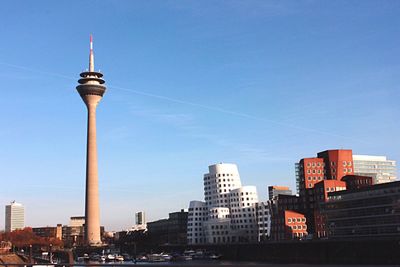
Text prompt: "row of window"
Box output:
[[306, 162, 325, 168], [289, 225, 307, 230], [204, 173, 235, 180], [287, 217, 306, 223]]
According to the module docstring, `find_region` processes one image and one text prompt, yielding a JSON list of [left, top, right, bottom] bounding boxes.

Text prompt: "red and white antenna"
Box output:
[[89, 34, 94, 72]]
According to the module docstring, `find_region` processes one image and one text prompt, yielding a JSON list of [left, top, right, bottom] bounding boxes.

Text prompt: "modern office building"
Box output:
[[76, 36, 107, 246], [187, 163, 260, 244], [268, 186, 292, 200], [5, 201, 24, 232], [353, 155, 397, 184], [323, 181, 400, 239]]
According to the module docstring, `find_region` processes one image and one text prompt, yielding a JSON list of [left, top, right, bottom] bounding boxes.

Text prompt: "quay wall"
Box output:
[[158, 239, 400, 265]]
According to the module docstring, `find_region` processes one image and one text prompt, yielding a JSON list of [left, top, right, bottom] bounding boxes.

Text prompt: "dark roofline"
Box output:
[[328, 181, 400, 197]]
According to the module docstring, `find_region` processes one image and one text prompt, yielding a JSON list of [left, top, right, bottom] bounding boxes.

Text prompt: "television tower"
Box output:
[[76, 35, 106, 246]]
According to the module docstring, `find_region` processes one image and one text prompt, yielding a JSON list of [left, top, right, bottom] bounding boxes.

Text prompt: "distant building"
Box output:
[[268, 186, 292, 200], [5, 201, 24, 232], [323, 181, 400, 239], [69, 216, 85, 227], [62, 216, 85, 247], [353, 155, 397, 184], [32, 224, 62, 240], [130, 211, 147, 231], [135, 211, 146, 226]]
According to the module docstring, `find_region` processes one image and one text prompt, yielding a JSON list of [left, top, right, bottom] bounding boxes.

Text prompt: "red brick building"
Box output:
[[271, 210, 307, 240], [296, 149, 353, 235]]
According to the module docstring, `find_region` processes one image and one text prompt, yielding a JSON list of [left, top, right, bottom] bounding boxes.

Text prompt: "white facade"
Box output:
[[69, 216, 85, 227], [188, 163, 262, 244], [229, 186, 259, 242], [187, 200, 207, 244], [5, 201, 24, 232], [204, 163, 242, 209], [353, 155, 397, 184]]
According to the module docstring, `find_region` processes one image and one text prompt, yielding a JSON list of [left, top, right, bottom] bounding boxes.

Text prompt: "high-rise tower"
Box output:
[[5, 201, 24, 232], [76, 35, 106, 246]]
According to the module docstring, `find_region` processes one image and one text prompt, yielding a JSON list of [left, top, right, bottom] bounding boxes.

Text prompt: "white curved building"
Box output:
[[187, 200, 207, 244], [204, 163, 242, 208], [229, 186, 259, 242], [188, 163, 260, 244]]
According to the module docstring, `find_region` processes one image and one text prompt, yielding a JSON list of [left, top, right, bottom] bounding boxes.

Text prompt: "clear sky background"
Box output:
[[0, 1, 399, 231]]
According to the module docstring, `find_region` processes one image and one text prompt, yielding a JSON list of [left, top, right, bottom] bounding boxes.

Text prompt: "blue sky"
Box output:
[[0, 1, 399, 231]]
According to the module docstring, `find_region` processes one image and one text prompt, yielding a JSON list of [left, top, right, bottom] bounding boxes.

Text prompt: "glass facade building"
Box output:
[[353, 155, 397, 184]]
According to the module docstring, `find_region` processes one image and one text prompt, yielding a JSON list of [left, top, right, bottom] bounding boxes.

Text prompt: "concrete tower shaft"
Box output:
[[76, 36, 106, 246]]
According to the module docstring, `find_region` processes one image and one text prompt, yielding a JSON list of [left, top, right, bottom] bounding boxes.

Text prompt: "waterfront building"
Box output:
[[296, 149, 353, 234], [228, 186, 259, 242], [268, 186, 292, 200], [313, 180, 347, 238], [269, 193, 303, 240], [204, 163, 242, 208], [323, 181, 400, 239], [187, 163, 260, 244], [271, 210, 307, 240], [76, 36, 106, 246], [5, 201, 24, 232], [353, 155, 397, 184], [147, 210, 188, 245], [187, 201, 207, 244]]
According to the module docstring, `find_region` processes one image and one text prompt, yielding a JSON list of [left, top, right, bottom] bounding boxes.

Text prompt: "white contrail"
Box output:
[[0, 61, 366, 143]]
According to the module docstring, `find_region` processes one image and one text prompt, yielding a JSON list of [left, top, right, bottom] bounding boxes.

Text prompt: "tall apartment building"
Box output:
[[187, 163, 261, 244], [5, 201, 24, 232], [353, 155, 397, 184]]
